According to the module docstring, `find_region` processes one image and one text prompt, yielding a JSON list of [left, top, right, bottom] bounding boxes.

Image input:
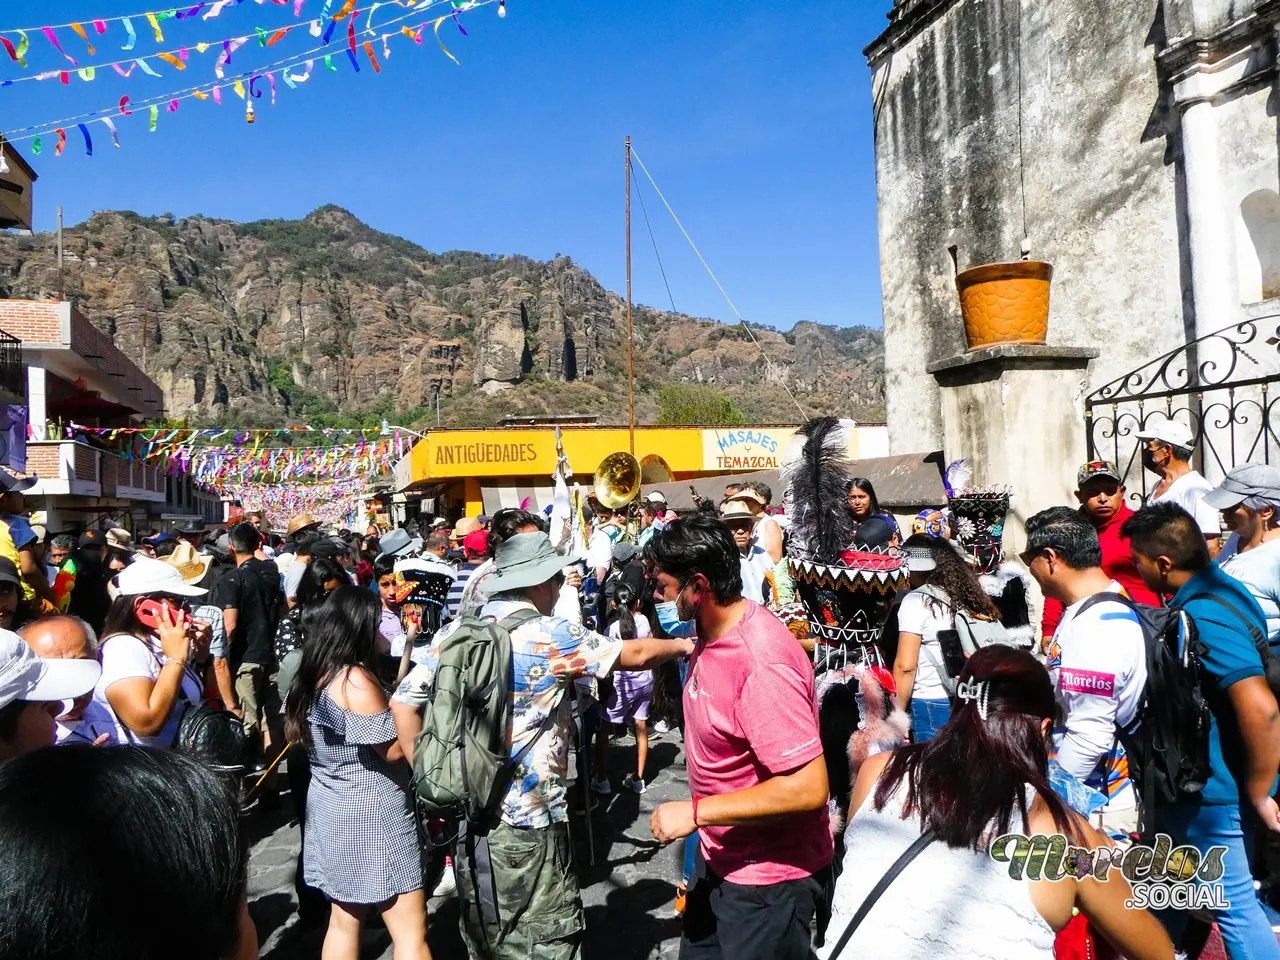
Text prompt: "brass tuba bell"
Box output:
[[593, 452, 642, 509]]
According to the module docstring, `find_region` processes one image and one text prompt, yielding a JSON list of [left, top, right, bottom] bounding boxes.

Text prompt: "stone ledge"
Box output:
[[926, 343, 1099, 376]]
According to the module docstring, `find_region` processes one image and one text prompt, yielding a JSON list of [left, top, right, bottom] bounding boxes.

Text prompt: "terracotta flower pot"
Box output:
[[956, 260, 1053, 350]]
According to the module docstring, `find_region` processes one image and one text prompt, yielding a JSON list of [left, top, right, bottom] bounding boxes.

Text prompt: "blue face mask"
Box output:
[[655, 601, 695, 638], [655, 579, 697, 638]]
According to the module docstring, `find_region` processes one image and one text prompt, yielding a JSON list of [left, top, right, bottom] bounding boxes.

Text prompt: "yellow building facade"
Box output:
[[395, 423, 889, 517]]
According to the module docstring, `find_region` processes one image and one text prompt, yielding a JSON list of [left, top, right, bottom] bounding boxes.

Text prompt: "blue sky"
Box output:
[[6, 0, 889, 330]]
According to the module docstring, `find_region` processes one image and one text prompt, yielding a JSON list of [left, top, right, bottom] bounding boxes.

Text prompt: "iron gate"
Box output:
[[1084, 318, 1280, 506]]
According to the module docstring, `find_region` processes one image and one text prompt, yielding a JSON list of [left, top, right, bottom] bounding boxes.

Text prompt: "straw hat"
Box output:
[[106, 528, 134, 552], [287, 513, 320, 537], [162, 541, 214, 586], [452, 516, 481, 541]]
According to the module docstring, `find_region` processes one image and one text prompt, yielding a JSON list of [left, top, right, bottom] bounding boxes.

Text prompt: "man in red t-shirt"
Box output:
[[646, 514, 832, 960], [1040, 460, 1160, 651]]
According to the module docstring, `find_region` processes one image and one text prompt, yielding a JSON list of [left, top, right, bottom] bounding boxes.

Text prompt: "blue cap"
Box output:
[[144, 532, 176, 544]]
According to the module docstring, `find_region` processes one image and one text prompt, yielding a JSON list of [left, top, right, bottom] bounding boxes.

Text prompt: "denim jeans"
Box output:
[[1155, 799, 1280, 960], [909, 698, 951, 742], [679, 656, 699, 884]]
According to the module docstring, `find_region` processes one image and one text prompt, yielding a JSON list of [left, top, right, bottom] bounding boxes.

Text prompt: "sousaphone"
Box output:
[[593, 452, 642, 509]]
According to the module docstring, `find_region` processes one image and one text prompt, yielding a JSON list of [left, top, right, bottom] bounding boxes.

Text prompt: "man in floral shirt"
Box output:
[[391, 531, 691, 959]]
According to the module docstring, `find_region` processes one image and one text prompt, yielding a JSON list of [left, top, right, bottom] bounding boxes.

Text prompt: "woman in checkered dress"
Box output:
[[283, 585, 429, 960]]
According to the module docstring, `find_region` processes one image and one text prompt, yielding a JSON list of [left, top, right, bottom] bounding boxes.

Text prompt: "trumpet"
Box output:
[[593, 452, 642, 509]]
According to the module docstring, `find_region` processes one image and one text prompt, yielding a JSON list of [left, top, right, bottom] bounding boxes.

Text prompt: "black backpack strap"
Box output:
[[827, 831, 936, 960], [1072, 591, 1138, 619], [1183, 592, 1270, 649]]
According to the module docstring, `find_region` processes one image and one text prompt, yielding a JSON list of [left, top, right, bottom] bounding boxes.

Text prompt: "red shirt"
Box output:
[[1040, 503, 1160, 636], [683, 602, 833, 885]]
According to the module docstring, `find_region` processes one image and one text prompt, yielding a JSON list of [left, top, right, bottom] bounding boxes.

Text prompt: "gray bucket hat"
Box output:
[[487, 532, 567, 593], [378, 528, 423, 559], [1203, 463, 1280, 510]]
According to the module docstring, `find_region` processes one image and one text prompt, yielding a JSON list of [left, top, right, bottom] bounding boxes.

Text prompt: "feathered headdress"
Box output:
[[781, 417, 857, 564]]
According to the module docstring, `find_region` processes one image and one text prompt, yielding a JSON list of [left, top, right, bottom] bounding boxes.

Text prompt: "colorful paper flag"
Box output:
[[42, 27, 78, 66], [70, 23, 96, 55]]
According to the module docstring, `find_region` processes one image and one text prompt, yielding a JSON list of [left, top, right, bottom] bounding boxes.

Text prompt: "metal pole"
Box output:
[[56, 206, 64, 299], [625, 136, 634, 455], [436, 386, 441, 428]]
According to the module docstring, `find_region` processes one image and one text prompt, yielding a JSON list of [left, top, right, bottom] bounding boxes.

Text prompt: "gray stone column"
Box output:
[[927, 344, 1099, 553]]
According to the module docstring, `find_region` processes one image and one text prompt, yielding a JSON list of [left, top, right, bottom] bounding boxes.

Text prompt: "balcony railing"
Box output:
[[0, 329, 22, 401]]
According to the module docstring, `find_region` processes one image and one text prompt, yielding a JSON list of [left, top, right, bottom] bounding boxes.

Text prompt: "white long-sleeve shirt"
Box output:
[[1049, 582, 1147, 811]]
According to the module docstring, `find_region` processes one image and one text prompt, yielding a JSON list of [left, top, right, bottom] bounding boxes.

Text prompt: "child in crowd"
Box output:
[[593, 584, 654, 795]]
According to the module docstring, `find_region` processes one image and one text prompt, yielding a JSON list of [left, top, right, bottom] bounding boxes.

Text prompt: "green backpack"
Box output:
[[411, 609, 546, 830]]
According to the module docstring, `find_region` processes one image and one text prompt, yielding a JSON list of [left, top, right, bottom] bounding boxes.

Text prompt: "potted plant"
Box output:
[[955, 259, 1053, 350]]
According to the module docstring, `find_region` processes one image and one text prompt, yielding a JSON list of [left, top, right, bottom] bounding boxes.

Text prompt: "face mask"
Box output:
[[655, 601, 695, 638], [1141, 449, 1158, 472]]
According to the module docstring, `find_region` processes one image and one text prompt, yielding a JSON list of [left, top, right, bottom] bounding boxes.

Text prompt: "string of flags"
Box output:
[[228, 478, 374, 526], [67, 422, 409, 484], [0, 0, 496, 156], [0, 0, 462, 85]]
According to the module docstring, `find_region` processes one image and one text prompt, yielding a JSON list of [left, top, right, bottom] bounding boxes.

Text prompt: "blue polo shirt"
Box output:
[[1174, 563, 1276, 806]]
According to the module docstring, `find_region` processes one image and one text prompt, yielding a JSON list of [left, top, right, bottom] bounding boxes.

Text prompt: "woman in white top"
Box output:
[[821, 646, 1171, 960], [1205, 463, 1280, 641], [94, 558, 210, 748], [893, 534, 1002, 741]]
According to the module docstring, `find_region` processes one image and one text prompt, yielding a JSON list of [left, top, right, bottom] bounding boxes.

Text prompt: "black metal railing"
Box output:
[[0, 329, 21, 400], [1085, 317, 1280, 507]]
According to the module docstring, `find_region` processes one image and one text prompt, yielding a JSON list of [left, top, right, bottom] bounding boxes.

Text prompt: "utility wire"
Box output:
[[1, 0, 479, 143], [632, 171, 677, 315], [629, 144, 810, 422]]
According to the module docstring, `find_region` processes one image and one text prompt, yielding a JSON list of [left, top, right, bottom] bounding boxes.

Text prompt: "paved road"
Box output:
[[247, 731, 690, 959]]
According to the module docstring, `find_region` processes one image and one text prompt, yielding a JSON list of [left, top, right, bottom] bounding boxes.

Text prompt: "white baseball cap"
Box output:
[[114, 556, 208, 597], [0, 629, 101, 711], [645, 491, 667, 504], [1136, 419, 1196, 450]]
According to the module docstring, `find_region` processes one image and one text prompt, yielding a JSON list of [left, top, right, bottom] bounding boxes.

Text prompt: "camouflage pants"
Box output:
[[456, 820, 584, 960]]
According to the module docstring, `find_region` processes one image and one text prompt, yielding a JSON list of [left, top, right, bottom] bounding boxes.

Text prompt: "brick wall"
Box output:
[[23, 445, 59, 480], [0, 300, 61, 343]]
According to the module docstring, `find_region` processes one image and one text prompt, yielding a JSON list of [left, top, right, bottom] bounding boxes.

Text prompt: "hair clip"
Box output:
[[956, 679, 990, 721]]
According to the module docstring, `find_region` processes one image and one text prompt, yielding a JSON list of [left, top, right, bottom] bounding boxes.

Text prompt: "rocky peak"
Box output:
[[0, 208, 885, 426]]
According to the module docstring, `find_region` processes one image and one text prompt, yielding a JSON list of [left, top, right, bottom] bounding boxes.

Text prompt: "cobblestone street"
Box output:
[[246, 732, 689, 959]]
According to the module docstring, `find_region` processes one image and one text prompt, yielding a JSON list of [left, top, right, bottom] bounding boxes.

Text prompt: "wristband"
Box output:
[[691, 795, 700, 827]]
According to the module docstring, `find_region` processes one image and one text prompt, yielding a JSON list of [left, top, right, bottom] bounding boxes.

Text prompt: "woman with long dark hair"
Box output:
[[893, 534, 1002, 741], [820, 647, 1171, 960], [847, 477, 901, 544], [0, 745, 257, 960], [271, 555, 348, 925], [283, 585, 429, 960]]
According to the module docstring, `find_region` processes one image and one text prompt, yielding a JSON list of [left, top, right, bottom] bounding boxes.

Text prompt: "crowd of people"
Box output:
[[2, 420, 1280, 960]]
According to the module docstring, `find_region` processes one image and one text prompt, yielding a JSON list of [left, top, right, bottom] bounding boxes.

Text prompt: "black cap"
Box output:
[[79, 530, 106, 548], [174, 517, 211, 535], [311, 537, 351, 560], [0, 556, 19, 588]]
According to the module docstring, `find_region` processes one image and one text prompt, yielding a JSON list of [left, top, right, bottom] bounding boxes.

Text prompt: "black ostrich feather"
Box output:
[[782, 417, 856, 564]]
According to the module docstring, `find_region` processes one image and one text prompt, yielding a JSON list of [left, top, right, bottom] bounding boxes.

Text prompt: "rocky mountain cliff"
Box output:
[[0, 207, 885, 427]]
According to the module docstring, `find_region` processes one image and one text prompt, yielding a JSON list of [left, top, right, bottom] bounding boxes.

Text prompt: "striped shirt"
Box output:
[[448, 562, 483, 619]]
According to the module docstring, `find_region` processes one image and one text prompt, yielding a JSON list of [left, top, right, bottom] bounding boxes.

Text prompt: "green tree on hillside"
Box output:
[[656, 386, 748, 426]]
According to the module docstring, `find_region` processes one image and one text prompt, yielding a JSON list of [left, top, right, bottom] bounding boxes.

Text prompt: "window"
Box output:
[[1237, 189, 1280, 303]]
